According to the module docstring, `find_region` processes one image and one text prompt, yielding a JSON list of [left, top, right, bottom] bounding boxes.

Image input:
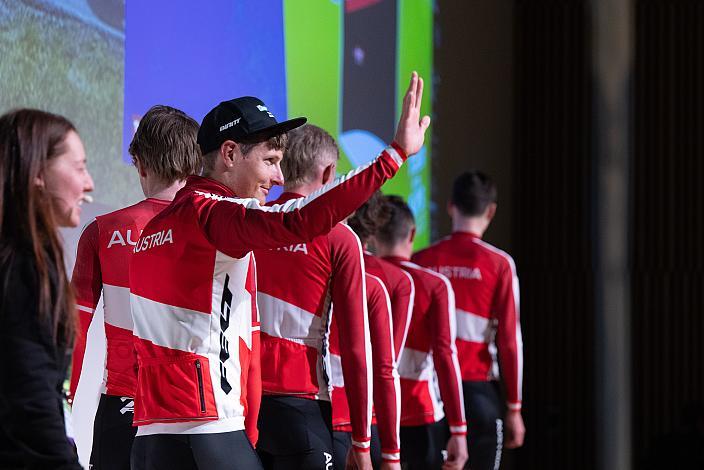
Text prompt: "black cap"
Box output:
[[197, 97, 307, 154]]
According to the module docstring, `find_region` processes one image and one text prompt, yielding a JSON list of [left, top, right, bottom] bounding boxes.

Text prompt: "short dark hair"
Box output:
[[451, 170, 497, 217], [282, 124, 338, 187], [376, 195, 415, 246], [128, 105, 201, 183], [348, 190, 391, 245], [201, 133, 288, 175]]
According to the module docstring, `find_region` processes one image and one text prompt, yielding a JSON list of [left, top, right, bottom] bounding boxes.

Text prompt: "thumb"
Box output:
[[420, 115, 431, 132]]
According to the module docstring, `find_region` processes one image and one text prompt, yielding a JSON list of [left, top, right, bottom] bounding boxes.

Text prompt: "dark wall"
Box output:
[[433, 1, 514, 250], [434, 2, 596, 469], [633, 1, 704, 468], [512, 2, 595, 469], [435, 2, 703, 469]]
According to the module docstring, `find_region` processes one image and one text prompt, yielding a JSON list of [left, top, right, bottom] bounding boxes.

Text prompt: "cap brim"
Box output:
[[241, 117, 308, 142]]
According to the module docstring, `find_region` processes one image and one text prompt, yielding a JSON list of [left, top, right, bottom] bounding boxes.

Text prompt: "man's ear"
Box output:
[[321, 163, 336, 186], [134, 158, 147, 178], [220, 140, 239, 168], [486, 202, 497, 222], [409, 226, 416, 244], [447, 201, 455, 218]]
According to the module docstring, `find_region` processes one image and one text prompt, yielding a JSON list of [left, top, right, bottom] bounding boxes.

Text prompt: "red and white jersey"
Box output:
[[413, 231, 523, 409], [255, 192, 372, 451], [363, 253, 414, 358], [129, 144, 406, 439], [383, 257, 467, 435], [330, 273, 400, 462], [70, 198, 170, 400]]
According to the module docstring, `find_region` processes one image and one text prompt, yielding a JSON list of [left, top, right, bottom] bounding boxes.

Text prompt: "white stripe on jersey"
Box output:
[[192, 147, 401, 215], [455, 308, 493, 343], [102, 283, 133, 331], [256, 292, 326, 346], [472, 238, 524, 404]]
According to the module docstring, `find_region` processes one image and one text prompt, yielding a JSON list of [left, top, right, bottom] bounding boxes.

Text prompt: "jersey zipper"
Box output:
[[195, 359, 206, 413]]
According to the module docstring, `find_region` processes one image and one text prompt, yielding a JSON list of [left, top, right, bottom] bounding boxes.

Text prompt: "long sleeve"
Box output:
[[0, 255, 82, 469], [198, 144, 406, 258], [329, 225, 372, 453], [493, 258, 523, 409], [69, 220, 103, 400], [428, 272, 467, 436], [366, 275, 401, 464], [245, 256, 262, 445], [245, 330, 261, 445], [390, 269, 414, 359]]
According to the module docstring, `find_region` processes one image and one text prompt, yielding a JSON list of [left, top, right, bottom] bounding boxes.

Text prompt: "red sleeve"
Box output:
[[329, 225, 372, 452], [198, 144, 406, 258], [427, 271, 467, 435], [245, 330, 261, 445], [493, 257, 523, 409], [69, 220, 102, 401], [366, 275, 401, 463], [390, 270, 414, 359], [245, 260, 262, 445]]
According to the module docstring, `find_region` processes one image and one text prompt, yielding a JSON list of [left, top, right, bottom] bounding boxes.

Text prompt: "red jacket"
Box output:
[[413, 232, 523, 409], [331, 273, 401, 462], [70, 198, 170, 400], [129, 144, 406, 442], [383, 257, 467, 435], [255, 197, 373, 451]]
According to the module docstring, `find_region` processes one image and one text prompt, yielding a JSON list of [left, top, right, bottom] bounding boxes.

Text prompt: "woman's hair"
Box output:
[[0, 109, 77, 344]]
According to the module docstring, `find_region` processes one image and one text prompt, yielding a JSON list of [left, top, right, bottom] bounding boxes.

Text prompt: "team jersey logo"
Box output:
[[436, 265, 482, 281], [107, 229, 140, 248], [275, 243, 308, 255], [220, 274, 233, 394], [133, 228, 174, 253]]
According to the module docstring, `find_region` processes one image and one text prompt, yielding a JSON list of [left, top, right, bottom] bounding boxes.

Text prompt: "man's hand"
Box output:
[[393, 71, 431, 157], [504, 409, 526, 448], [443, 435, 468, 470], [345, 449, 373, 470], [380, 461, 402, 470]]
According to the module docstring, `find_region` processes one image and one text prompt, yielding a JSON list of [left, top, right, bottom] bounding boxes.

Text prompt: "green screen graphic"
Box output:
[[284, 0, 433, 248]]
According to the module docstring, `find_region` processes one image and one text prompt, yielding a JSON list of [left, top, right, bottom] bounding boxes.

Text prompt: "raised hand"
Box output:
[[393, 71, 431, 157]]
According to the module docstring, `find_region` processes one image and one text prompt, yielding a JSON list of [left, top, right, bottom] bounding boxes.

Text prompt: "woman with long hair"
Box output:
[[0, 108, 94, 469]]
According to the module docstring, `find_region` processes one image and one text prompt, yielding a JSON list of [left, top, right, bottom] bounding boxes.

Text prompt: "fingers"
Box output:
[[415, 76, 424, 111], [442, 461, 461, 470], [402, 72, 419, 121], [405, 70, 417, 98], [420, 115, 431, 132]]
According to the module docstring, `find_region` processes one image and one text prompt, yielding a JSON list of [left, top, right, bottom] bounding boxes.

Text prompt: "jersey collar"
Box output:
[[452, 230, 481, 239], [185, 175, 236, 198], [382, 255, 410, 264]]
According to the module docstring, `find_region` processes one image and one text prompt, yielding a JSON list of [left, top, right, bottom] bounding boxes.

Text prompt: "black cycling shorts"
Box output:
[[131, 430, 262, 470], [400, 419, 449, 470], [257, 395, 334, 470], [89, 394, 137, 470], [463, 380, 504, 470]]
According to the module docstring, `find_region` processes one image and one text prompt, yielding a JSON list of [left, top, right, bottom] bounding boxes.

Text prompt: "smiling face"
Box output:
[[41, 130, 94, 227], [229, 142, 284, 203]]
